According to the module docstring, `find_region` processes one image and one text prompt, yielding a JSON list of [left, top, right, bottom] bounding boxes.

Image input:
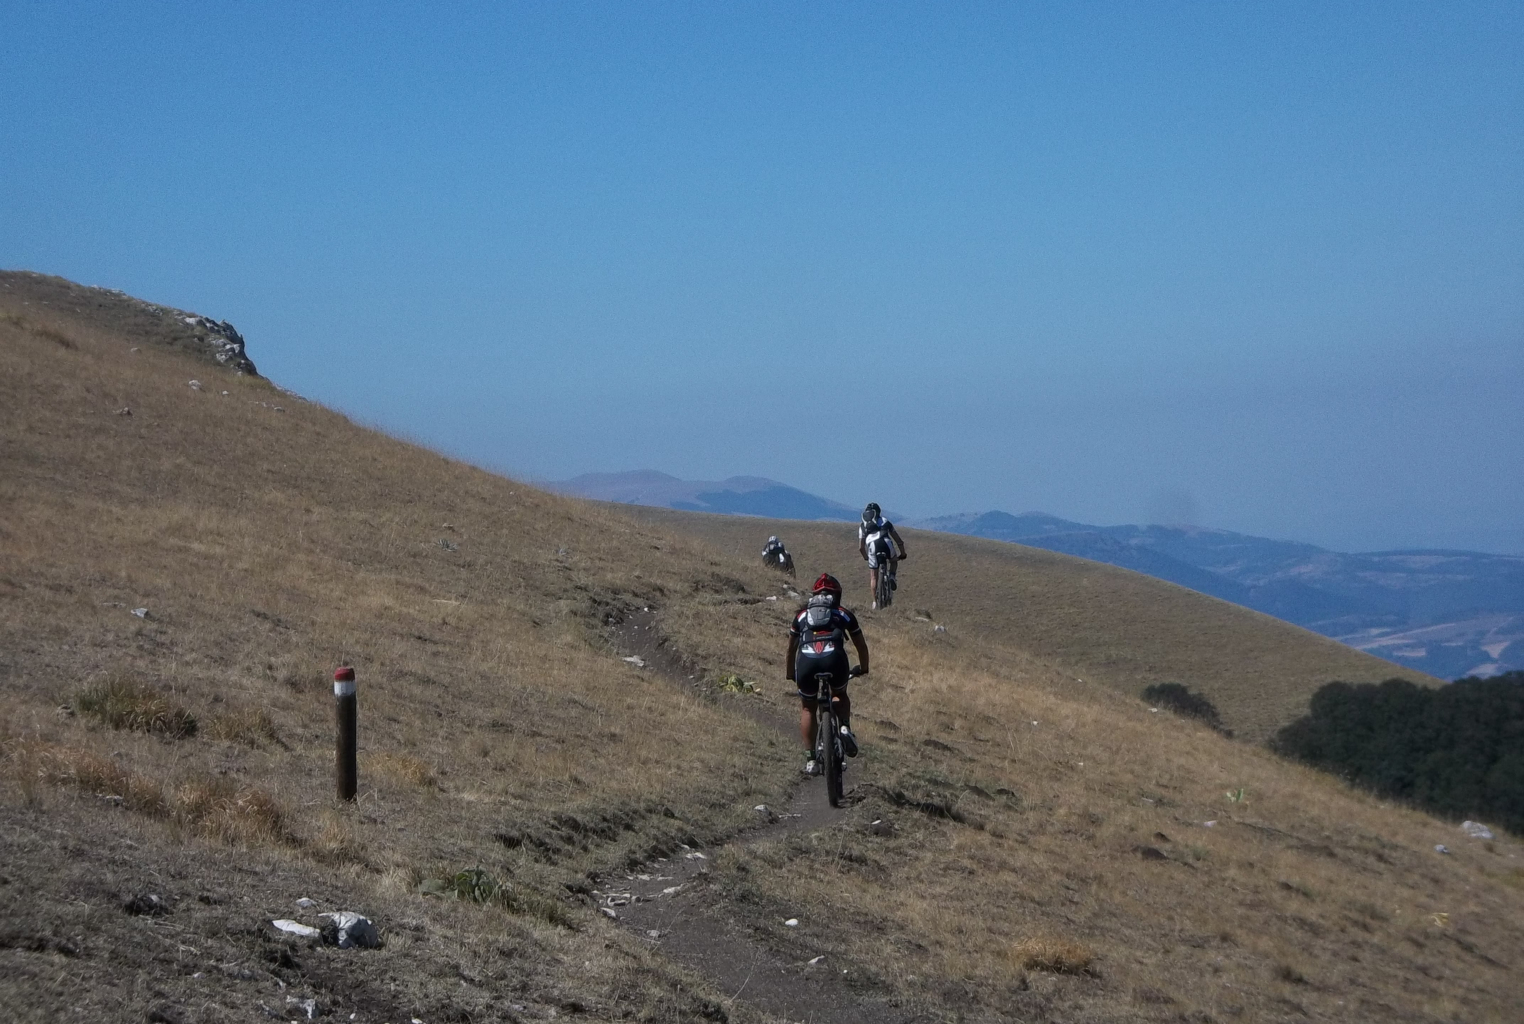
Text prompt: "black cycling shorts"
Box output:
[[795, 649, 851, 704]]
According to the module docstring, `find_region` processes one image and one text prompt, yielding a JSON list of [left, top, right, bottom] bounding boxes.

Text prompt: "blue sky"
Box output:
[[4, 2, 1521, 553]]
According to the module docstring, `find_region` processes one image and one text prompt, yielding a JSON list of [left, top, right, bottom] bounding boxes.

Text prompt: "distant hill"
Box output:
[[553, 470, 861, 521], [921, 512, 1524, 680]]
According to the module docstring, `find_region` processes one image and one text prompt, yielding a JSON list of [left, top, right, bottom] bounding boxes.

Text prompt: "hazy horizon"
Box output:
[[4, 3, 1520, 554]]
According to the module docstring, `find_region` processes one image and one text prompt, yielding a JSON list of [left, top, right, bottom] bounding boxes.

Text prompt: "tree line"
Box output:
[[1271, 672, 1524, 835]]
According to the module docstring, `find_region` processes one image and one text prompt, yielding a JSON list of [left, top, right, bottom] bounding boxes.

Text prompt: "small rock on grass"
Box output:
[[123, 893, 168, 916]]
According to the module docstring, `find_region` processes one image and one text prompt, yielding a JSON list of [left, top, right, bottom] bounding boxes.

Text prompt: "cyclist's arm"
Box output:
[[785, 634, 798, 681], [888, 525, 907, 557], [849, 628, 869, 674]]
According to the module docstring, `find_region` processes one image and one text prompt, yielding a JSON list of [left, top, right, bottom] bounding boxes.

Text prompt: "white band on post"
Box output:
[[334, 680, 356, 697]]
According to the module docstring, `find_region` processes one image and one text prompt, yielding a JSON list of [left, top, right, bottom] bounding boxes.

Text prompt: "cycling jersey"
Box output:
[[859, 517, 897, 569], [790, 601, 862, 700]]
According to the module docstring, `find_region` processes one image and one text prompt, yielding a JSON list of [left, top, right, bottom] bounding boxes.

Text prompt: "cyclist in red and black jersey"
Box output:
[[786, 573, 870, 776]]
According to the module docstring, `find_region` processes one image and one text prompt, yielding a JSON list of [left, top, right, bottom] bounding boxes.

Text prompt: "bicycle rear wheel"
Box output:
[[821, 705, 843, 807]]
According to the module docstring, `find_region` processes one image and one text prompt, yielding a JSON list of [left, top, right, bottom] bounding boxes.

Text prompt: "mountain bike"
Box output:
[[810, 665, 864, 807]]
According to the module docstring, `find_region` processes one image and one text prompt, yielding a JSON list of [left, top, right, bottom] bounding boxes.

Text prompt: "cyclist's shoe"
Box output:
[[871, 600, 878, 611], [839, 725, 859, 758], [890, 576, 897, 591], [803, 755, 821, 776]]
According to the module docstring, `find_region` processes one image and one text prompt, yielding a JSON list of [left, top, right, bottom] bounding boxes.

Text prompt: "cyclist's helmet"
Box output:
[[767, 535, 779, 545], [863, 502, 881, 523], [811, 573, 843, 602]]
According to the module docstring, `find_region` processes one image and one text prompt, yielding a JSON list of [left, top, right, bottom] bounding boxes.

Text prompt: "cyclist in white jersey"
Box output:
[[857, 503, 907, 609]]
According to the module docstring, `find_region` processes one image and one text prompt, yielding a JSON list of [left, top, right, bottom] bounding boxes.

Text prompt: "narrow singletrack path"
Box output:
[[607, 612, 912, 1024]]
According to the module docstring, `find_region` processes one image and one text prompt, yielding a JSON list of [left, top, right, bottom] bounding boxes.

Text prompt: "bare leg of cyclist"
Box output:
[[799, 702, 815, 750], [868, 567, 879, 607]]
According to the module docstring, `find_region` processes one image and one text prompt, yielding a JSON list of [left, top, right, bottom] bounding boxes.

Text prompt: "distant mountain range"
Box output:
[[554, 471, 1524, 680]]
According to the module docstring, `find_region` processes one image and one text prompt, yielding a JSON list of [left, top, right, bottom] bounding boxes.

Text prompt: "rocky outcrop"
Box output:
[[0, 270, 259, 376]]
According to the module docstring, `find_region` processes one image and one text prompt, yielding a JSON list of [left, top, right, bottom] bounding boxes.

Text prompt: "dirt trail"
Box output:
[[608, 612, 911, 1024]]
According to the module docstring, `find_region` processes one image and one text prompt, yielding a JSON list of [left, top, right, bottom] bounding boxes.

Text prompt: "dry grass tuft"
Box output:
[[75, 677, 197, 738], [311, 810, 366, 864], [364, 750, 436, 788], [5, 739, 167, 814], [207, 706, 280, 746], [1013, 936, 1097, 974], [173, 776, 288, 846]]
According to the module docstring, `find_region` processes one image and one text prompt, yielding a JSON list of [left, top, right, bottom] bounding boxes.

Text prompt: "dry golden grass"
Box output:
[[364, 749, 437, 788], [172, 775, 289, 845], [74, 675, 198, 737], [1013, 935, 1096, 973], [206, 704, 280, 746], [5, 737, 167, 814], [2, 271, 1519, 1023]]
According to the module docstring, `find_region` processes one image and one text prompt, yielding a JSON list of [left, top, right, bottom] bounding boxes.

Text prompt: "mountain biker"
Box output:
[[786, 573, 869, 776], [761, 535, 793, 575], [858, 503, 907, 609]]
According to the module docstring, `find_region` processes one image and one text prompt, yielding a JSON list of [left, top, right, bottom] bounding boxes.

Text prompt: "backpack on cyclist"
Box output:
[[799, 593, 846, 658]]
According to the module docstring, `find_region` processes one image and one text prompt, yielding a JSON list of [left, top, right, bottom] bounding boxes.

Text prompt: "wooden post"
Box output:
[[334, 666, 357, 801]]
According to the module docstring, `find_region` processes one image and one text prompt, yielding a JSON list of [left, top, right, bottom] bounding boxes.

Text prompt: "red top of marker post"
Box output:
[[334, 666, 355, 683]]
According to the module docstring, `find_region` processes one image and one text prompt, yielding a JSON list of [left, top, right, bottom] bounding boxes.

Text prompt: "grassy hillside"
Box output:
[[3, 272, 1521, 1024], [616, 507, 1436, 743]]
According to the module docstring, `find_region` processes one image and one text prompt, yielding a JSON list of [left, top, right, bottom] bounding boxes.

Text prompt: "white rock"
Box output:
[[808, 955, 825, 965], [754, 804, 768, 813], [684, 851, 708, 860], [295, 897, 316, 909], [622, 656, 646, 668], [1462, 821, 1494, 840], [646, 929, 661, 938], [271, 919, 321, 939], [317, 911, 380, 949], [784, 918, 798, 927], [131, 608, 148, 618], [601, 907, 618, 919], [1203, 820, 1217, 828]]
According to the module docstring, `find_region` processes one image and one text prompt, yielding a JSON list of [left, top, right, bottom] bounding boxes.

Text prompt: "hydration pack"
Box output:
[[800, 594, 845, 657]]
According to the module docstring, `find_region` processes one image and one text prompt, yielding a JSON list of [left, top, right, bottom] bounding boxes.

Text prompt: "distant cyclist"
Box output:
[[786, 573, 869, 776], [858, 503, 907, 609], [761, 535, 794, 576]]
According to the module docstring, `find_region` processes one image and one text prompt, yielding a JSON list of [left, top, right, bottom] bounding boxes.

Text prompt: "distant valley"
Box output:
[[556, 471, 1524, 680]]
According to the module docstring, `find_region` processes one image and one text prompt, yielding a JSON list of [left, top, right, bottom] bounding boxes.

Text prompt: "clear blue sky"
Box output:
[[4, 2, 1521, 553]]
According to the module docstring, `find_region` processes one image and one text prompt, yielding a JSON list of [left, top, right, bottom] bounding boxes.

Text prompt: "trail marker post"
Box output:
[[334, 666, 357, 801]]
